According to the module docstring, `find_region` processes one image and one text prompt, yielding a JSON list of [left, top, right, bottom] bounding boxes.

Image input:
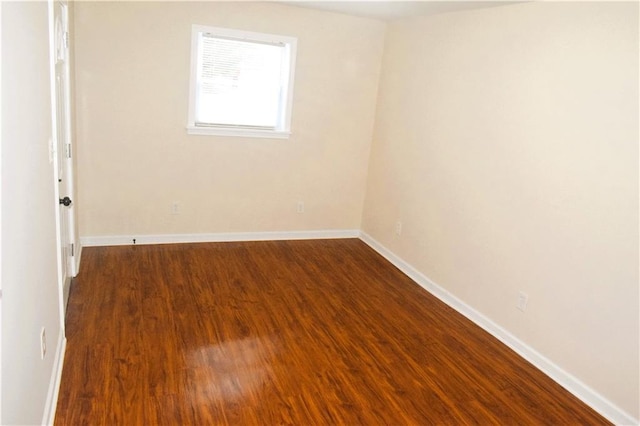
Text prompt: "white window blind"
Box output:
[[188, 25, 297, 138]]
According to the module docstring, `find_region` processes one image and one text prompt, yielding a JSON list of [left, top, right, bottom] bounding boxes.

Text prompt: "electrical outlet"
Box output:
[[395, 221, 402, 236], [517, 291, 529, 312], [40, 327, 47, 359], [297, 201, 304, 214], [171, 202, 180, 215]]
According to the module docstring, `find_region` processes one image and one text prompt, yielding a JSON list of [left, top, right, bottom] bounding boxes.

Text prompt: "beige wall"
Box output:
[[2, 1, 64, 423], [74, 1, 385, 237], [362, 1, 639, 419]]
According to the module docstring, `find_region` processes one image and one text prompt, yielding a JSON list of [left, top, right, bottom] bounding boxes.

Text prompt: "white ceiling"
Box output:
[[279, 1, 522, 21]]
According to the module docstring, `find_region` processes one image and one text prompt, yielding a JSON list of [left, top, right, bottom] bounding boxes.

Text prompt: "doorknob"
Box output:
[[59, 196, 72, 206]]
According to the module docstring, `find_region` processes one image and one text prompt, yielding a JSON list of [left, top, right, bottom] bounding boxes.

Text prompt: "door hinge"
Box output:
[[70, 243, 74, 257], [49, 138, 55, 164], [65, 143, 71, 158]]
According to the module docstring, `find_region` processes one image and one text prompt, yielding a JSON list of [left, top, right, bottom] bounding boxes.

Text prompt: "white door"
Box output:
[[52, 0, 76, 315], [0, 3, 3, 421]]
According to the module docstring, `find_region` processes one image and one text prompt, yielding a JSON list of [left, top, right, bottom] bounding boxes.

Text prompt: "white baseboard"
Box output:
[[358, 231, 638, 426], [74, 243, 82, 277], [42, 329, 67, 426], [80, 229, 360, 247]]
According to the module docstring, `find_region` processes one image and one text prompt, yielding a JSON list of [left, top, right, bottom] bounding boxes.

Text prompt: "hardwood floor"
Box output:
[[55, 239, 609, 425]]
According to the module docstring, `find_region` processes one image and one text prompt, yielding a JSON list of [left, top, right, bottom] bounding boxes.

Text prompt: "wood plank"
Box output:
[[55, 239, 609, 425]]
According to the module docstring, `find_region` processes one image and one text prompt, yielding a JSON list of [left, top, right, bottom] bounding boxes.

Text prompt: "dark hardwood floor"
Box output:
[[55, 239, 609, 425]]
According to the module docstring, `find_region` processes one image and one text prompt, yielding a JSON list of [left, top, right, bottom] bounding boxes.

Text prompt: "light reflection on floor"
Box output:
[[186, 335, 281, 404]]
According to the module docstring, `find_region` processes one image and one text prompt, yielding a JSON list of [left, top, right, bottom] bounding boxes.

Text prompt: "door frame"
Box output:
[[48, 0, 77, 328]]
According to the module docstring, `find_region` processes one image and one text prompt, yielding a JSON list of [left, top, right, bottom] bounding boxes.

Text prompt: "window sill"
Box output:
[[186, 125, 291, 139]]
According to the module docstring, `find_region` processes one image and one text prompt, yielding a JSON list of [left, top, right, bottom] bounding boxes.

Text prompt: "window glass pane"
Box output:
[[196, 34, 284, 128]]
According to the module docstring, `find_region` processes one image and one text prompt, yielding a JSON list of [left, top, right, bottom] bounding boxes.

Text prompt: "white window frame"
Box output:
[[187, 24, 297, 139]]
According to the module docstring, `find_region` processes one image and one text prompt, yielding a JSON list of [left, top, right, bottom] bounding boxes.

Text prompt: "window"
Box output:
[[187, 25, 297, 138]]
